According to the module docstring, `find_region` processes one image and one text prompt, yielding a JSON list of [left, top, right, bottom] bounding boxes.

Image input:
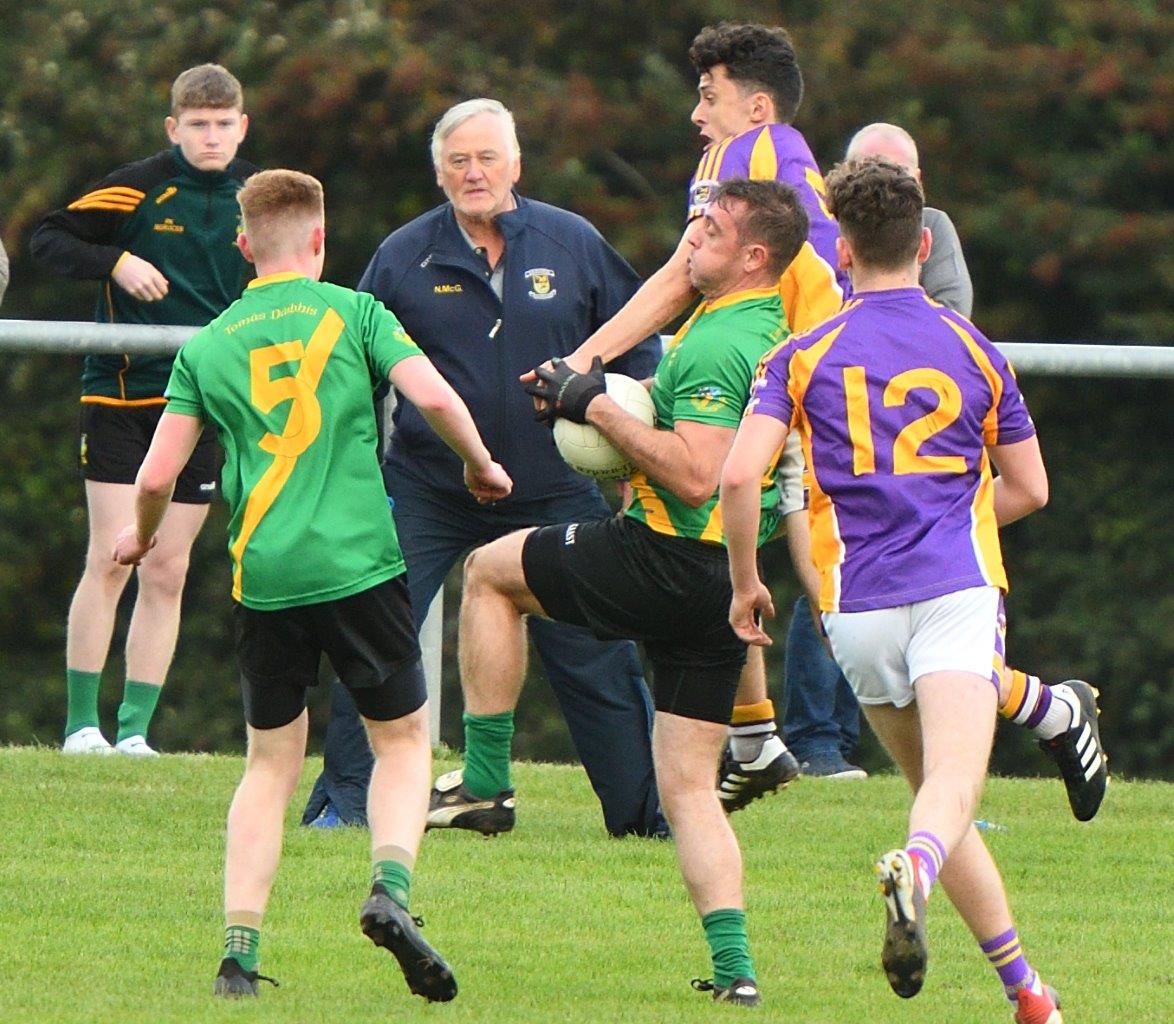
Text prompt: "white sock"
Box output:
[[728, 722, 775, 762], [1033, 684, 1079, 741]]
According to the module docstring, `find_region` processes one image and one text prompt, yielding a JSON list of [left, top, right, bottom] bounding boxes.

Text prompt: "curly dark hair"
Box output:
[[825, 159, 925, 270], [710, 179, 809, 278], [688, 23, 804, 123]]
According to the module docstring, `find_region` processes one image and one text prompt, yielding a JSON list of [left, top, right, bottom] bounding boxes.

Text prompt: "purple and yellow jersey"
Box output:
[[688, 123, 848, 334], [746, 287, 1036, 613]]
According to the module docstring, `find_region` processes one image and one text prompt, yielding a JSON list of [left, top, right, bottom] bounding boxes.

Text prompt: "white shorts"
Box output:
[[822, 586, 1004, 708], [777, 430, 806, 517]]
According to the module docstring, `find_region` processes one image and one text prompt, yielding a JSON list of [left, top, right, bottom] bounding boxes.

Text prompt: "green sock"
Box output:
[[462, 710, 514, 798], [701, 908, 755, 988], [65, 669, 102, 738], [115, 680, 162, 744], [373, 859, 413, 910], [224, 924, 260, 973]]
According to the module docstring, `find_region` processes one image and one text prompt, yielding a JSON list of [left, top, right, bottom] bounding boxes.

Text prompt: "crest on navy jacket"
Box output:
[[524, 267, 557, 300]]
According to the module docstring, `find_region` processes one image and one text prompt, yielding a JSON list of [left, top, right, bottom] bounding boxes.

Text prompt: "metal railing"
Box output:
[[3, 319, 1174, 376], [3, 318, 1172, 744]]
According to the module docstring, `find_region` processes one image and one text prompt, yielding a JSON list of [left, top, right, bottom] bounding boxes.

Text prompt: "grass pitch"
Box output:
[[1, 747, 1169, 1023]]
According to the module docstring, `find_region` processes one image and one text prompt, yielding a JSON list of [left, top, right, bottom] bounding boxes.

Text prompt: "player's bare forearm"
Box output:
[[392, 355, 495, 473], [407, 378, 512, 501], [127, 411, 203, 548], [721, 416, 790, 595], [588, 397, 730, 507], [989, 435, 1048, 526], [783, 508, 822, 611], [134, 487, 173, 546], [421, 397, 492, 472]]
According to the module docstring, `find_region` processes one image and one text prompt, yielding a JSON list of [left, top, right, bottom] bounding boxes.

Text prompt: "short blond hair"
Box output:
[[170, 64, 243, 114], [237, 170, 324, 260]]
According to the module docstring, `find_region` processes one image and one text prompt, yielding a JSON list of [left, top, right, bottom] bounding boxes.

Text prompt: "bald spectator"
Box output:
[[846, 122, 973, 315]]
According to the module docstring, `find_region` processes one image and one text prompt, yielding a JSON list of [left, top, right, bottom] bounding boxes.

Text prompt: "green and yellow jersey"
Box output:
[[625, 287, 787, 547], [165, 273, 423, 609]]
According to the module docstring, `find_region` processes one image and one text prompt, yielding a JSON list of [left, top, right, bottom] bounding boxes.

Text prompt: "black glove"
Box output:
[[524, 356, 606, 425]]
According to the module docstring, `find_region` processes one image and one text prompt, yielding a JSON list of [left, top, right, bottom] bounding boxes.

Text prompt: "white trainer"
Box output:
[[114, 735, 159, 757], [62, 726, 114, 754]]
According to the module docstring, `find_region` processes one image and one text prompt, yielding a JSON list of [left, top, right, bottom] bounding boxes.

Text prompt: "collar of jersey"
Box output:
[[701, 286, 779, 313], [170, 144, 233, 185], [247, 271, 307, 289]]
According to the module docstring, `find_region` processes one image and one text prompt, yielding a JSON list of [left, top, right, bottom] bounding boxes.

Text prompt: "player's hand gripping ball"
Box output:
[[525, 355, 608, 424], [552, 372, 656, 480]]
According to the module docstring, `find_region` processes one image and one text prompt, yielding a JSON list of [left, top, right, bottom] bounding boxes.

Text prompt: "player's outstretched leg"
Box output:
[[875, 846, 929, 998], [1000, 665, 1109, 820], [1035, 679, 1108, 821], [428, 530, 539, 834], [361, 704, 457, 1002], [941, 828, 1064, 1023], [656, 711, 761, 1007], [214, 713, 307, 997], [860, 669, 997, 1000]]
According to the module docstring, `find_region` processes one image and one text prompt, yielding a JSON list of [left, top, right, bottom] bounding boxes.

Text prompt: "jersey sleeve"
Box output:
[[163, 339, 207, 420], [668, 329, 759, 429], [989, 354, 1036, 446], [360, 293, 424, 381], [745, 341, 797, 426], [687, 137, 753, 222], [28, 163, 154, 280]]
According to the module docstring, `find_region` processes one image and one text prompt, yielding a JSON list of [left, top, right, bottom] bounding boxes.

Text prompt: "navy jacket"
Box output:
[[359, 195, 661, 504]]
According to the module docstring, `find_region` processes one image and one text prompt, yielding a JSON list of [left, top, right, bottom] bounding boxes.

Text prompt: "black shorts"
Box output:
[[79, 402, 220, 504], [522, 516, 748, 724], [232, 574, 426, 730]]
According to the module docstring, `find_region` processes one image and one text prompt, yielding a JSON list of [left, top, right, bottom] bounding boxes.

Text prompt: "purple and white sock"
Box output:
[[980, 927, 1042, 1002], [906, 830, 946, 899]]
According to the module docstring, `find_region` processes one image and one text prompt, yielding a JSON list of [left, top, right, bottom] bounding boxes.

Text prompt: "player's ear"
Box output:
[[164, 115, 178, 144], [745, 241, 769, 274], [237, 112, 249, 142], [750, 91, 772, 125], [835, 235, 853, 272], [310, 224, 326, 256], [237, 233, 254, 263], [917, 226, 932, 265]]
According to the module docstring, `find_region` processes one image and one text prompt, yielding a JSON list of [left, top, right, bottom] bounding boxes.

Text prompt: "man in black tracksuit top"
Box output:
[[302, 98, 666, 837], [30, 64, 255, 757]]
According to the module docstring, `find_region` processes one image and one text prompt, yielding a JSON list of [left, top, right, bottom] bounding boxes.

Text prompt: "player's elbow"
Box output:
[[679, 485, 711, 509], [413, 384, 458, 418], [135, 459, 178, 499], [137, 472, 174, 499], [679, 469, 721, 509], [719, 460, 757, 500], [1024, 475, 1049, 513]]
